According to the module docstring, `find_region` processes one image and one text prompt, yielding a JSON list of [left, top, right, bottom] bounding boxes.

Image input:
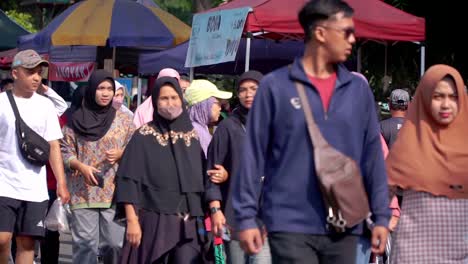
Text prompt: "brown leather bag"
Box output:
[[295, 82, 371, 232]]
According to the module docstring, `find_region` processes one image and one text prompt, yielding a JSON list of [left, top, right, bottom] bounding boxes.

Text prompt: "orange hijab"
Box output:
[[386, 64, 468, 199]]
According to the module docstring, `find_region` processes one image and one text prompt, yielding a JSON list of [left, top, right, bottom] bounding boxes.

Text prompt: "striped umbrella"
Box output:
[[31, 0, 191, 49]]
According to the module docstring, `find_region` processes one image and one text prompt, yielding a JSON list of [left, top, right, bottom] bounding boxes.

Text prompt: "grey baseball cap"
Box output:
[[390, 89, 410, 106], [11, 49, 49, 69]]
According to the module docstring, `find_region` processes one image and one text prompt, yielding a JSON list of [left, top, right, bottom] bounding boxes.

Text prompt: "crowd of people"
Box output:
[[1, 0, 467, 264]]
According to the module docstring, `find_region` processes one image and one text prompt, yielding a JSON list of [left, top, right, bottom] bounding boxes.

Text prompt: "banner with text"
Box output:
[[185, 7, 250, 68], [48, 62, 95, 82]]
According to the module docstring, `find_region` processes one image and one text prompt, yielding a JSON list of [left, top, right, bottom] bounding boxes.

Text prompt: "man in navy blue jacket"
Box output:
[[232, 0, 390, 263]]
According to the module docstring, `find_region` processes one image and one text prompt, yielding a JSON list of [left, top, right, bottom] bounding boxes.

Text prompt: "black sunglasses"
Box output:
[[318, 25, 355, 39]]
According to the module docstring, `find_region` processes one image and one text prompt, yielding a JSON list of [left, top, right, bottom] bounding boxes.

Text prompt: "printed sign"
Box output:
[[48, 62, 95, 82], [185, 7, 250, 68]]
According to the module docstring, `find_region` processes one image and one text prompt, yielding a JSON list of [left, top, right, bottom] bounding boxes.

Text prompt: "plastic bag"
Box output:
[[44, 198, 71, 233]]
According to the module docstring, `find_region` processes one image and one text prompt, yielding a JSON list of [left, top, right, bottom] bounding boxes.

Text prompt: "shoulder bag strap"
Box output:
[[295, 81, 339, 226], [6, 90, 22, 121], [6, 90, 26, 139], [294, 81, 328, 150]]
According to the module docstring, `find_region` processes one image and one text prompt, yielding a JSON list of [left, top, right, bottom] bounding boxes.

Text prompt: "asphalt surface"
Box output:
[[35, 232, 72, 264]]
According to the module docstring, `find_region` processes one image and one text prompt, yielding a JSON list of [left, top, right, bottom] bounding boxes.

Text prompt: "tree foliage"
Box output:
[[0, 0, 20, 12], [5, 10, 37, 33], [155, 0, 225, 25]]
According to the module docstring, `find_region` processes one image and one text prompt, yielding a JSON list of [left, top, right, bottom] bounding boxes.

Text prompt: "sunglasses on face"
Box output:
[[318, 25, 356, 39]]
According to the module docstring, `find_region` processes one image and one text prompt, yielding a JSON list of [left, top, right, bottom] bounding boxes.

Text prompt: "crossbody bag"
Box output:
[[295, 81, 371, 232], [6, 90, 50, 167]]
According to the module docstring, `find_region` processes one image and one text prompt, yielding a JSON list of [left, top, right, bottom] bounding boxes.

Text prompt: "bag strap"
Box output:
[[294, 82, 328, 150], [295, 81, 340, 228], [6, 90, 22, 121]]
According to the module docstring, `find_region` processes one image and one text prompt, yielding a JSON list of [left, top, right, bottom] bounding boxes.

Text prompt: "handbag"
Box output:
[[6, 90, 50, 167], [295, 82, 371, 232]]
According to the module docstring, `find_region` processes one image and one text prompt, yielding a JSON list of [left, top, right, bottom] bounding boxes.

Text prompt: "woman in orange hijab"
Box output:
[[387, 64, 468, 263]]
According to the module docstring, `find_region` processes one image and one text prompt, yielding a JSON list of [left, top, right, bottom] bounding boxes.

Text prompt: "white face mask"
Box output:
[[112, 97, 124, 109], [158, 105, 183, 120]]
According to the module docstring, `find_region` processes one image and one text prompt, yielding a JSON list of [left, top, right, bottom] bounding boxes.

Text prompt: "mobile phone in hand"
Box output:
[[94, 171, 105, 188], [221, 225, 231, 241]]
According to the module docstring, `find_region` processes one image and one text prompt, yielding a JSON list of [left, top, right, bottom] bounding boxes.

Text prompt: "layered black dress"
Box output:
[[114, 77, 206, 264]]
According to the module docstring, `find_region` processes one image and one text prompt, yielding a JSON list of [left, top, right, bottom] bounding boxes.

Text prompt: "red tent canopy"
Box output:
[[0, 48, 17, 68], [208, 0, 425, 41]]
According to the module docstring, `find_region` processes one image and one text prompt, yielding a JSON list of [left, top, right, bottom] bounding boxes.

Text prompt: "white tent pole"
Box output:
[[245, 33, 252, 72], [420, 44, 426, 77], [137, 77, 142, 106], [189, 67, 194, 82]]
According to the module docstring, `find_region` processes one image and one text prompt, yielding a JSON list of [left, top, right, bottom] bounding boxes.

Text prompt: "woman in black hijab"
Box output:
[[115, 77, 206, 264], [61, 70, 136, 264], [70, 70, 117, 141], [205, 70, 272, 263]]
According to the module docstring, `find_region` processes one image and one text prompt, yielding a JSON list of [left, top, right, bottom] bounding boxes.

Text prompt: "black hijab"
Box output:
[[64, 85, 86, 121], [115, 77, 205, 216], [70, 70, 116, 141], [234, 70, 264, 125]]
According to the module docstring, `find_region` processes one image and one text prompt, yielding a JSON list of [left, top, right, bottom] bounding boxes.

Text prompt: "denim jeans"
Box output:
[[226, 238, 271, 264], [356, 235, 371, 264]]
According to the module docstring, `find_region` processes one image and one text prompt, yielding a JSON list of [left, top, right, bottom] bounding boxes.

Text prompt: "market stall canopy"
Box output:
[[26, 0, 191, 48], [21, 0, 75, 5], [18, 33, 96, 62], [139, 39, 304, 75], [207, 0, 425, 41], [0, 10, 29, 51], [0, 48, 18, 68]]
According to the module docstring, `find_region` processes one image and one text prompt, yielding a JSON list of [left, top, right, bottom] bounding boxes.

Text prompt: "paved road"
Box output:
[[58, 233, 72, 264], [35, 232, 72, 264]]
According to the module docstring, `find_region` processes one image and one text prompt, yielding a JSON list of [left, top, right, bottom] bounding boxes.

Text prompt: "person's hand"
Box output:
[[56, 183, 70, 204], [106, 149, 123, 164], [388, 216, 399, 232], [211, 210, 226, 237], [37, 84, 49, 95], [78, 163, 100, 186], [239, 228, 264, 255], [371, 225, 389, 254], [207, 164, 229, 184], [126, 219, 142, 248]]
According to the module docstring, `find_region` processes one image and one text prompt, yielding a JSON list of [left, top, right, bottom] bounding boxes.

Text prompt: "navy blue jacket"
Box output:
[[232, 58, 390, 235]]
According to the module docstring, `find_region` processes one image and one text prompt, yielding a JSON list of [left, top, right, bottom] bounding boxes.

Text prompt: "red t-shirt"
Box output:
[[46, 114, 68, 190], [308, 72, 337, 111]]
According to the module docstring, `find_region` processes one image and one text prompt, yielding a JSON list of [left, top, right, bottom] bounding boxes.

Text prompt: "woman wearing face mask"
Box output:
[[60, 70, 136, 264], [113, 81, 133, 117], [386, 65, 468, 264], [114, 77, 206, 264], [184, 79, 232, 157]]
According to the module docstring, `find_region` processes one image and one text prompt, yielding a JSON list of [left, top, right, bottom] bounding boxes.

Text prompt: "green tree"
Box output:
[[0, 0, 20, 12], [5, 10, 37, 32], [155, 0, 225, 25]]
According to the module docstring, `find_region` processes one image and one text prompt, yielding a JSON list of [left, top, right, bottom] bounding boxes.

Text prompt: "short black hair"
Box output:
[[180, 73, 190, 82], [0, 78, 13, 92], [1, 78, 13, 86], [298, 0, 354, 42], [390, 104, 408, 111]]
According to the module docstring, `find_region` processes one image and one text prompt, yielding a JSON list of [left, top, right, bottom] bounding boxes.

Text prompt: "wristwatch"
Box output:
[[210, 207, 221, 214]]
